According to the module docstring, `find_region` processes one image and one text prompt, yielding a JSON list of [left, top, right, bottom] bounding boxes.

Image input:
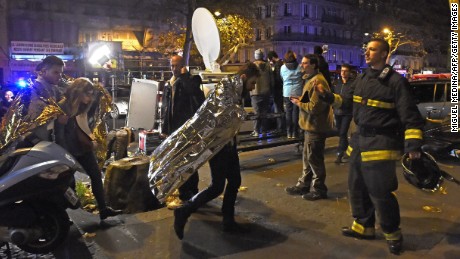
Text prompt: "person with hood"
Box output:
[[280, 50, 303, 139], [250, 49, 273, 137]]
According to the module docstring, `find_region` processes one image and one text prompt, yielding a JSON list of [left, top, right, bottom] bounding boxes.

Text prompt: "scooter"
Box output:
[[0, 141, 82, 254]]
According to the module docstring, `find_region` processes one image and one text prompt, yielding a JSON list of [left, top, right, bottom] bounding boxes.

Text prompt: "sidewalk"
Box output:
[[67, 140, 460, 258]]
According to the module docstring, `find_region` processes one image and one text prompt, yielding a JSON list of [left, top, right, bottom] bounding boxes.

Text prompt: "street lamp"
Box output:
[[89, 44, 117, 130]]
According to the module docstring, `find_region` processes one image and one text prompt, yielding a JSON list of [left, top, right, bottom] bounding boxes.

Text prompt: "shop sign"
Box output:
[[11, 41, 64, 54]]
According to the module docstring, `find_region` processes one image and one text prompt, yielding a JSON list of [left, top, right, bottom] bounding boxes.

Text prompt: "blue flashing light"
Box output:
[[17, 79, 28, 88]]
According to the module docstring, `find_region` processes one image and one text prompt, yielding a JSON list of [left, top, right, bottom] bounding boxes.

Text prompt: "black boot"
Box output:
[[100, 207, 123, 220], [387, 236, 403, 255], [174, 206, 191, 240]]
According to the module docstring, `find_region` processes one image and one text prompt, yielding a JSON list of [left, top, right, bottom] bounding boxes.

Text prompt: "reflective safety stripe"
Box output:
[[353, 95, 362, 103], [353, 95, 395, 109], [405, 129, 423, 140], [361, 150, 401, 161], [366, 99, 395, 109], [383, 229, 402, 241], [351, 221, 375, 236], [346, 146, 353, 156]]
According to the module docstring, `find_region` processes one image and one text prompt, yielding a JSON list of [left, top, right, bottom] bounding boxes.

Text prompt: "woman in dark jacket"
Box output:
[[55, 78, 121, 221]]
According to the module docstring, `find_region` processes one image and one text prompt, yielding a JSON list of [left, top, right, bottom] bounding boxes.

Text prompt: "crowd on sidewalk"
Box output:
[[0, 38, 425, 256]]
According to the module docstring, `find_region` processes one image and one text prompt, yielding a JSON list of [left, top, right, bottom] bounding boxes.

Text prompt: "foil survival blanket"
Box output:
[[148, 75, 244, 203]]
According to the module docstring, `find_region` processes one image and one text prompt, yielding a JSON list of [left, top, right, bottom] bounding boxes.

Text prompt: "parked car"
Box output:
[[409, 77, 453, 121], [110, 96, 129, 119]]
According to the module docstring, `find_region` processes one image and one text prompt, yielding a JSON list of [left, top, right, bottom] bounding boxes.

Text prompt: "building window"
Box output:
[[284, 3, 292, 16], [302, 3, 308, 18], [256, 28, 262, 40], [303, 25, 308, 34], [284, 25, 291, 34], [257, 7, 263, 19], [266, 5, 272, 18], [265, 27, 272, 39]]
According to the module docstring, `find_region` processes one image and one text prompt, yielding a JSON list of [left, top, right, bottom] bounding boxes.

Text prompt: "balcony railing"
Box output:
[[272, 33, 359, 45], [321, 14, 346, 25]]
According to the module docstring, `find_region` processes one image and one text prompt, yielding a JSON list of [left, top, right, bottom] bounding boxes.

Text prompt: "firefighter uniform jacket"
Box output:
[[347, 67, 424, 161]]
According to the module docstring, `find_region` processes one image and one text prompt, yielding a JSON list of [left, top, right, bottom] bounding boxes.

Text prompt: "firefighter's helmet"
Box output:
[[401, 152, 443, 191]]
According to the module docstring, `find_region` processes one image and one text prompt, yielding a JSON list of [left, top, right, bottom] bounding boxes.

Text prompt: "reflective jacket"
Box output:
[[347, 67, 424, 161]]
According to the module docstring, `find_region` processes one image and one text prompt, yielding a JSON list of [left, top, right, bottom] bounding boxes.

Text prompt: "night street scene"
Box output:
[[0, 0, 459, 258]]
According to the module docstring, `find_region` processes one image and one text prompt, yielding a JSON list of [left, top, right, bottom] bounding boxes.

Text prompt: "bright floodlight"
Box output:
[[89, 45, 111, 66]]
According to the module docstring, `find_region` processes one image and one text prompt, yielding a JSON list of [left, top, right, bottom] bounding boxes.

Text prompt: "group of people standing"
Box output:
[[169, 39, 424, 256], [2, 38, 424, 255]]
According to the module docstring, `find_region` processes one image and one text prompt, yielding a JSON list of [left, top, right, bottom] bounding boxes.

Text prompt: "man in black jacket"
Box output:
[[333, 64, 354, 163], [161, 55, 205, 201]]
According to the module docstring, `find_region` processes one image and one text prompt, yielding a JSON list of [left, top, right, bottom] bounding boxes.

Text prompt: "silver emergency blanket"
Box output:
[[148, 75, 244, 203]]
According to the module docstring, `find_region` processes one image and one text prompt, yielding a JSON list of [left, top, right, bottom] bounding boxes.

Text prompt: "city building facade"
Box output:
[[0, 0, 450, 86], [240, 0, 364, 77], [2, 0, 176, 85]]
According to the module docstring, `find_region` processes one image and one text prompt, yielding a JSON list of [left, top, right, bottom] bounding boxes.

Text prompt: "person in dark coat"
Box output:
[[332, 39, 424, 255], [161, 55, 205, 201], [267, 51, 285, 134], [314, 45, 332, 88], [333, 64, 355, 163]]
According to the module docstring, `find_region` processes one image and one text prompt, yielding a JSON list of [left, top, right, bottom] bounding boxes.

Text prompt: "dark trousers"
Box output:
[[186, 141, 241, 222], [335, 115, 353, 154], [348, 148, 400, 234], [75, 151, 107, 210], [251, 95, 270, 133], [179, 172, 199, 200], [273, 95, 285, 132], [283, 97, 299, 136], [296, 132, 327, 195]]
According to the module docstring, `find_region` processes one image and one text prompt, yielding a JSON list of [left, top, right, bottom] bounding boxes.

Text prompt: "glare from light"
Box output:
[[17, 79, 28, 88], [89, 45, 111, 65]]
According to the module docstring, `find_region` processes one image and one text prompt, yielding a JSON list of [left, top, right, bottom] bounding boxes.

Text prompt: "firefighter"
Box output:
[[335, 38, 424, 255]]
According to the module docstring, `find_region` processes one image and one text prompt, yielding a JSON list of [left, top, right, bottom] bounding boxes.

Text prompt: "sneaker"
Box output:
[[250, 131, 259, 137], [302, 192, 327, 201], [285, 186, 309, 195]]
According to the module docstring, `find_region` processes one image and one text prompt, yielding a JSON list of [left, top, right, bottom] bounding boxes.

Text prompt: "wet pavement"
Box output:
[[3, 136, 460, 258]]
